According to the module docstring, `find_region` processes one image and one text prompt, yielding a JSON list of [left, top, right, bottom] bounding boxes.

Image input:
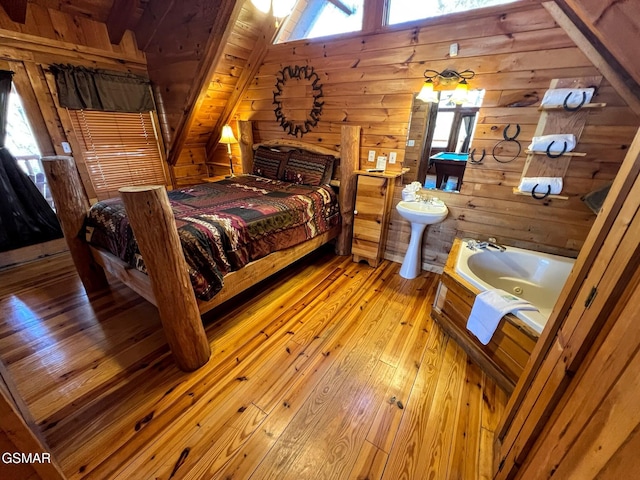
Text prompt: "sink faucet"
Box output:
[[467, 237, 506, 252], [480, 237, 506, 252]]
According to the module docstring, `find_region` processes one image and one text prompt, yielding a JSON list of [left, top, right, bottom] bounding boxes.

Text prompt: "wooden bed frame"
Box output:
[[42, 123, 361, 372]]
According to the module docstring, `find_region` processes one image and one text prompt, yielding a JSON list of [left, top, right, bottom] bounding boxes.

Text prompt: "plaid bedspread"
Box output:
[[85, 175, 340, 300]]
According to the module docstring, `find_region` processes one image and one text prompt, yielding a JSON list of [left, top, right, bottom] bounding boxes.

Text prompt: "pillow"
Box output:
[[252, 146, 288, 180], [281, 149, 335, 186]]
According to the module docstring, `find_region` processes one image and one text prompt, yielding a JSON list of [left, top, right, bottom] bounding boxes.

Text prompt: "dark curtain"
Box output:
[[460, 114, 475, 153], [0, 70, 62, 252], [50, 64, 154, 113]]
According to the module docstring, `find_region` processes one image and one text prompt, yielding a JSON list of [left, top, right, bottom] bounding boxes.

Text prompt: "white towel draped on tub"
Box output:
[[518, 177, 563, 195], [467, 289, 538, 345], [541, 88, 595, 107], [528, 134, 576, 153]]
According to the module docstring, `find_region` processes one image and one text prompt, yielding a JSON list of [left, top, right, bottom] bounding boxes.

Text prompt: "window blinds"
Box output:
[[68, 109, 168, 200]]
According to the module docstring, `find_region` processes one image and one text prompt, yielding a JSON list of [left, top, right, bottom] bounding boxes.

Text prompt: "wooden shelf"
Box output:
[[354, 167, 409, 178], [512, 187, 569, 200], [525, 150, 587, 157], [538, 102, 606, 111], [521, 76, 603, 181]]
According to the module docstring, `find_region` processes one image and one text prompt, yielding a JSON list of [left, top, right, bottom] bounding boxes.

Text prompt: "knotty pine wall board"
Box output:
[[235, 2, 638, 263], [0, 4, 145, 60]]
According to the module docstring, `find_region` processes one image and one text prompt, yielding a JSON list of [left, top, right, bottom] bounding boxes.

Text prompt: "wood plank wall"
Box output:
[[233, 2, 640, 266], [175, 5, 269, 184], [0, 4, 148, 201], [0, 4, 144, 62]]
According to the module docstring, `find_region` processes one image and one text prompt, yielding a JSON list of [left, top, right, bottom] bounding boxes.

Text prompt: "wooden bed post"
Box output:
[[41, 156, 109, 294], [119, 186, 211, 372], [238, 120, 254, 174], [336, 125, 360, 255]]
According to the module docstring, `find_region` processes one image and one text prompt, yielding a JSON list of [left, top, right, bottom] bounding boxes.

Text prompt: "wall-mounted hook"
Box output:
[[531, 184, 551, 200], [563, 91, 587, 112], [546, 140, 568, 158]]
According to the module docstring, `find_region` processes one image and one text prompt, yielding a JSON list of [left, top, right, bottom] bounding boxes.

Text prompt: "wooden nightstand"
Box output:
[[351, 169, 406, 267]]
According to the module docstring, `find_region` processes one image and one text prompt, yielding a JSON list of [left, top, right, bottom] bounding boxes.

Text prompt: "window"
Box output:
[[276, 0, 364, 43], [387, 0, 517, 26], [5, 86, 56, 209], [67, 110, 169, 201]]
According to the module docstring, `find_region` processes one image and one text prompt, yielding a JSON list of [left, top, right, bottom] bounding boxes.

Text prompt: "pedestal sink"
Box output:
[[396, 200, 448, 279]]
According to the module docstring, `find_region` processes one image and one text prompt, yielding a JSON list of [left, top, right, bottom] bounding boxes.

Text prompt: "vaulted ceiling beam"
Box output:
[[0, 0, 27, 24], [205, 16, 279, 158], [162, 0, 244, 165], [543, 1, 640, 115]]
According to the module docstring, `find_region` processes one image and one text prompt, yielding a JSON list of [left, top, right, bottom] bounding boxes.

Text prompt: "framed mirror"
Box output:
[[406, 89, 485, 192]]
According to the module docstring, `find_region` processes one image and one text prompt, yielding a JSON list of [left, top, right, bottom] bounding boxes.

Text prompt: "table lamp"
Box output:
[[219, 125, 238, 177]]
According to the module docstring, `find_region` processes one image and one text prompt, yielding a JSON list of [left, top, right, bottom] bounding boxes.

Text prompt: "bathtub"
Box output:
[[454, 239, 575, 335]]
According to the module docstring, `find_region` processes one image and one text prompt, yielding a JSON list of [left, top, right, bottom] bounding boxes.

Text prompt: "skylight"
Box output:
[[308, 0, 363, 39], [276, 0, 364, 43], [387, 0, 518, 25], [276, 0, 518, 44]]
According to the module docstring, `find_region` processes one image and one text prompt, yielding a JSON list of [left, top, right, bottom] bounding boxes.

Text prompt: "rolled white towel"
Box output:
[[402, 190, 416, 201], [518, 177, 563, 195], [541, 88, 595, 107], [528, 134, 576, 153], [403, 181, 422, 193]]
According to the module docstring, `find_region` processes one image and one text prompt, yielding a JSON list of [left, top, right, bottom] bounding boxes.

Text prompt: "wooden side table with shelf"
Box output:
[[351, 169, 407, 267]]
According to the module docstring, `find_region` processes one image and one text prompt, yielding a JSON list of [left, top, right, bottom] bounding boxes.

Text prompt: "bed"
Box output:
[[42, 123, 361, 371]]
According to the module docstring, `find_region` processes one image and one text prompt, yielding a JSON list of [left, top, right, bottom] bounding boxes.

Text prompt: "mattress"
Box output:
[[84, 175, 340, 300]]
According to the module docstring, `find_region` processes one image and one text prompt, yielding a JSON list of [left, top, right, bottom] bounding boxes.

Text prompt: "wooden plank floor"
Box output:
[[0, 247, 507, 480]]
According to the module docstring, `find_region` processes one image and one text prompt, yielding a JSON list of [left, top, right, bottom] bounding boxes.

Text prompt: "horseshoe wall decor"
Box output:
[[492, 123, 522, 163], [273, 65, 324, 137], [563, 91, 587, 112], [469, 148, 486, 165], [531, 184, 551, 200], [545, 140, 568, 158]]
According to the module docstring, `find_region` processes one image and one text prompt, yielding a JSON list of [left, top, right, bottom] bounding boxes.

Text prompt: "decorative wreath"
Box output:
[[273, 65, 324, 137]]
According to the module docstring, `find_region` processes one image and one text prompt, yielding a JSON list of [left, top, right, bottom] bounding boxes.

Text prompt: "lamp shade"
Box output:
[[219, 125, 238, 145], [417, 79, 439, 103], [452, 79, 469, 104]]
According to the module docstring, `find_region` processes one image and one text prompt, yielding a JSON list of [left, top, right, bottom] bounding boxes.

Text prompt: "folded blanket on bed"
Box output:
[[467, 289, 538, 345], [528, 134, 576, 153]]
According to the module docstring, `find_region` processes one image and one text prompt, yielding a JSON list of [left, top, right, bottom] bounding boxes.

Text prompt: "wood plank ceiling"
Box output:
[[1, 0, 639, 180]]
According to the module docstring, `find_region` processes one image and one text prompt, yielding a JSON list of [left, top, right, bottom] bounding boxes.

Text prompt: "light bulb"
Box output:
[[251, 0, 271, 14], [272, 0, 296, 18]]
